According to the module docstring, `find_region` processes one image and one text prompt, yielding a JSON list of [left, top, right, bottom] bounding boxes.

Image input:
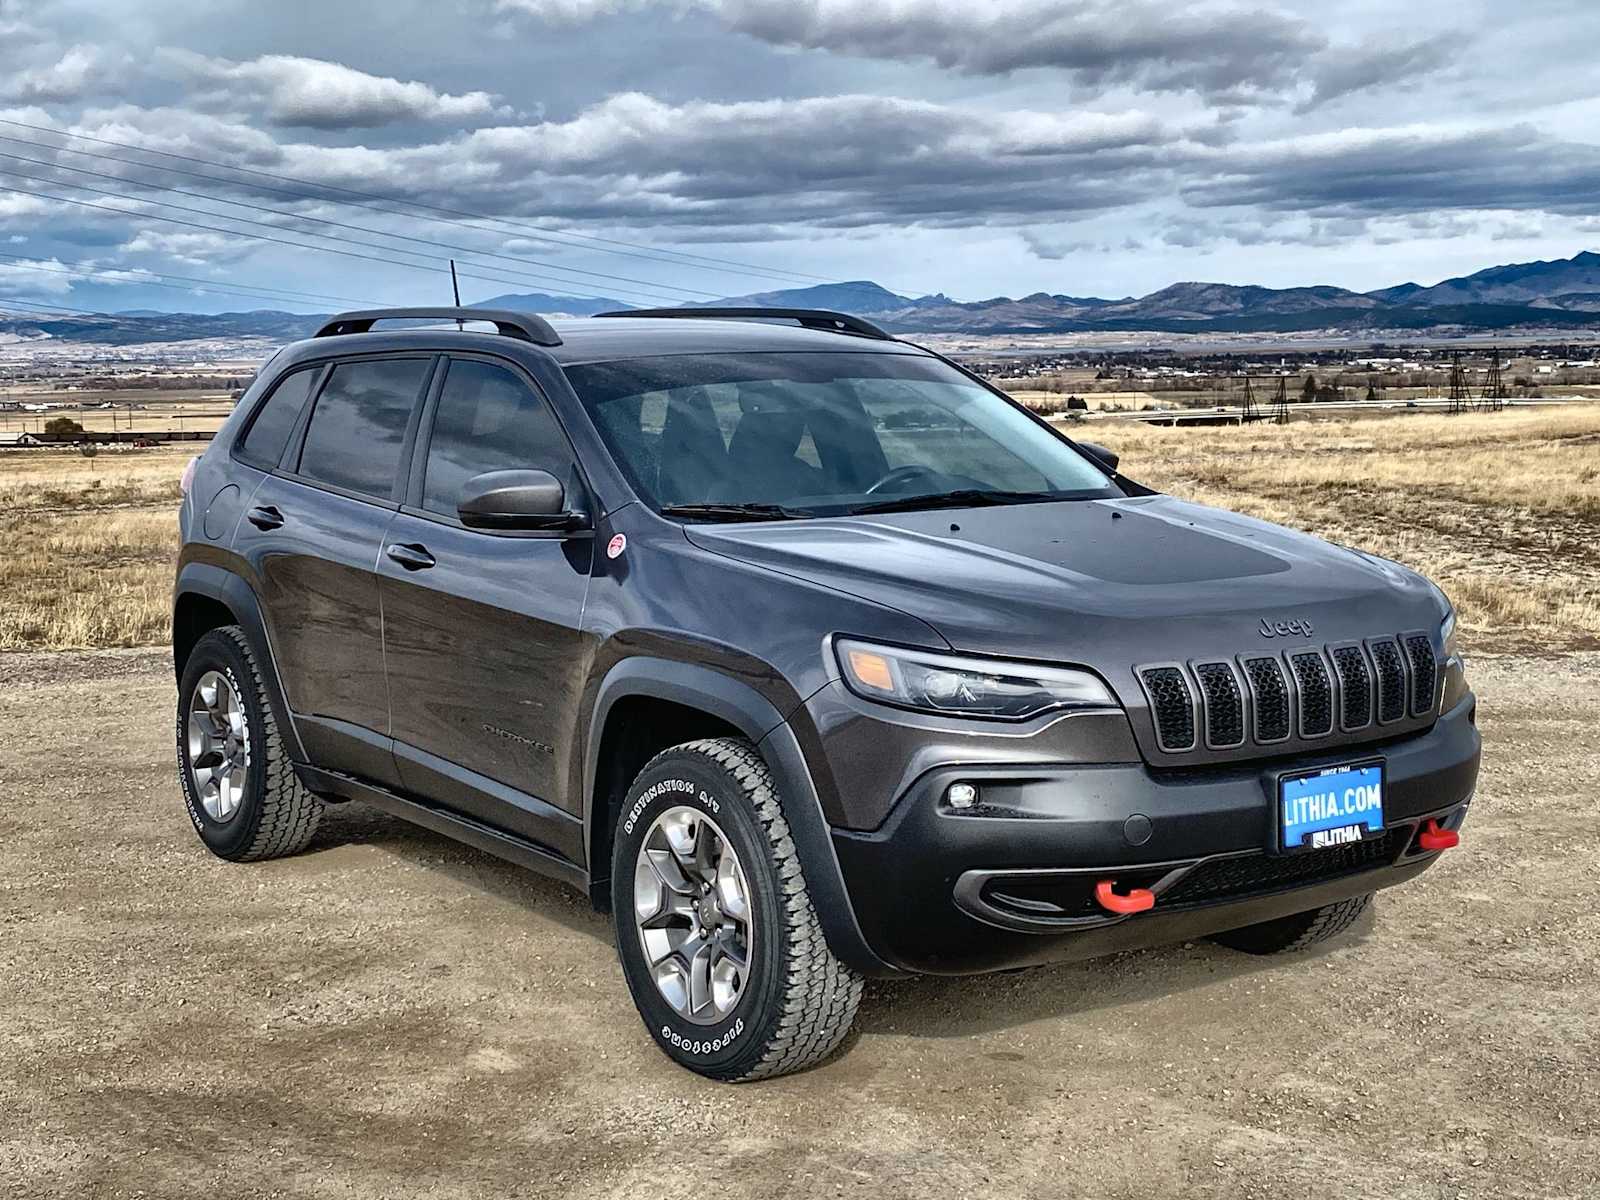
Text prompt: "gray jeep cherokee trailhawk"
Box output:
[[173, 306, 1480, 1080]]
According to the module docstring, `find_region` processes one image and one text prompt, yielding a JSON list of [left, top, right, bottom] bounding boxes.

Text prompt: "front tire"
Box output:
[[611, 738, 862, 1081], [1211, 893, 1373, 954], [176, 626, 321, 862]]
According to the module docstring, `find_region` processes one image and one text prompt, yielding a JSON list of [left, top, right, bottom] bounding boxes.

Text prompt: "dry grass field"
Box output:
[[0, 403, 1595, 651], [0, 446, 184, 649]]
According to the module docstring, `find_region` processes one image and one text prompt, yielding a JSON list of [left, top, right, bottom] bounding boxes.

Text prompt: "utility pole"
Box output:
[[1480, 347, 1507, 412], [1447, 351, 1470, 415], [1271, 376, 1290, 425]]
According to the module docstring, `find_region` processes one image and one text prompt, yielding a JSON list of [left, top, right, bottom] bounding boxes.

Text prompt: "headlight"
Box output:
[[1441, 608, 1460, 660], [835, 638, 1116, 720], [1439, 606, 1470, 714]]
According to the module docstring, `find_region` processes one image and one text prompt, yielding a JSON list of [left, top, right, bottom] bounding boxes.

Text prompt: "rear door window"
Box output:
[[237, 366, 318, 468], [419, 358, 571, 517], [295, 358, 431, 499]]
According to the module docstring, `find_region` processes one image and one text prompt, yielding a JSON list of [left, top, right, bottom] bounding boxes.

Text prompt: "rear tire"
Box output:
[[176, 625, 321, 862], [1211, 893, 1373, 955], [611, 737, 862, 1081]]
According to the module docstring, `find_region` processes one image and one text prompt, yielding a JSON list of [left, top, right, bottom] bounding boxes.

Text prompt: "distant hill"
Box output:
[[472, 292, 632, 317], [9, 251, 1600, 343]]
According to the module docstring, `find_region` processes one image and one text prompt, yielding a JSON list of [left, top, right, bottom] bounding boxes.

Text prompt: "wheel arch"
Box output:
[[173, 562, 307, 762], [584, 657, 895, 977]]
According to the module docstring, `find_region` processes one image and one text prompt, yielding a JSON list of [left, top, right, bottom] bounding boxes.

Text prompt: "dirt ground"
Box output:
[[1, 648, 1596, 1200]]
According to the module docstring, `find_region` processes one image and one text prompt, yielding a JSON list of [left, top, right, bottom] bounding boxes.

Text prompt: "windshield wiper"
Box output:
[[844, 489, 1060, 516], [659, 502, 811, 522]]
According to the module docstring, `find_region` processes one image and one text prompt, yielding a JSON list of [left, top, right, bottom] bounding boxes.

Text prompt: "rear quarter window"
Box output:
[[237, 366, 318, 468]]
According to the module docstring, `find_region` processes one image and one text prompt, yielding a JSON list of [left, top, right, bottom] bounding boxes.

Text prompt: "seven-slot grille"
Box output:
[[1141, 633, 1437, 756]]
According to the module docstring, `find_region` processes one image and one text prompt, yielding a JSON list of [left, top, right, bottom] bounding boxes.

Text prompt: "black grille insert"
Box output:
[[1242, 656, 1291, 742], [1161, 828, 1407, 908], [1369, 638, 1407, 724], [1404, 634, 1438, 716], [1140, 667, 1195, 751], [1289, 652, 1334, 737], [1194, 663, 1245, 747], [1331, 645, 1373, 730]]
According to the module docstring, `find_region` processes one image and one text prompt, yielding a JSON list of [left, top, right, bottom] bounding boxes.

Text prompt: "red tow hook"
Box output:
[[1418, 819, 1460, 853], [1094, 880, 1156, 915]]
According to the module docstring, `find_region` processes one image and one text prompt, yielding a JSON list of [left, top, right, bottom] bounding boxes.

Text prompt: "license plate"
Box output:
[[1278, 761, 1385, 852]]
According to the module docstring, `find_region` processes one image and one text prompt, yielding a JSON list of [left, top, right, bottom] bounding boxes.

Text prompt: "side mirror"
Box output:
[[1078, 441, 1120, 472], [457, 469, 589, 532]]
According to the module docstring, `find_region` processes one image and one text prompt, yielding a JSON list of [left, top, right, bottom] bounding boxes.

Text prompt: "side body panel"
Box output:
[[232, 471, 399, 785], [379, 512, 595, 852]]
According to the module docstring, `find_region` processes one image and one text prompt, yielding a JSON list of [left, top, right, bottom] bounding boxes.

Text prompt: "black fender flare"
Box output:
[[585, 657, 898, 977], [173, 561, 308, 763]]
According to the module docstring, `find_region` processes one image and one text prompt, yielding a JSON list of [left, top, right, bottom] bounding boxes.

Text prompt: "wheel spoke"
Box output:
[[683, 934, 713, 1016], [639, 890, 695, 930], [646, 847, 696, 896], [715, 852, 749, 922]]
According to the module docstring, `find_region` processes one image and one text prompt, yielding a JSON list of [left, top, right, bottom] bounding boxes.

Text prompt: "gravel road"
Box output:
[[2, 649, 1596, 1199]]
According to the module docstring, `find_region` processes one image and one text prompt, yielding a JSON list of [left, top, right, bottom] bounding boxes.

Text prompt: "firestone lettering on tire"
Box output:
[[661, 1017, 745, 1055], [623, 777, 718, 835]]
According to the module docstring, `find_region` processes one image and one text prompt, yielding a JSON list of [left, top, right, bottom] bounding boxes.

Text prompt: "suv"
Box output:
[[173, 306, 1480, 1081]]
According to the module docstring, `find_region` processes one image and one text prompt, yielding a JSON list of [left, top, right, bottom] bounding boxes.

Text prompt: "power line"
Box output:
[[0, 116, 833, 288], [0, 251, 379, 309], [0, 144, 720, 299], [0, 175, 683, 306]]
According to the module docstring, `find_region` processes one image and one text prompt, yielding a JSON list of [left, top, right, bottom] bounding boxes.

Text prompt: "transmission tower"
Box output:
[[1446, 351, 1470, 414], [1270, 376, 1290, 424], [1479, 347, 1507, 412], [1240, 376, 1261, 424]]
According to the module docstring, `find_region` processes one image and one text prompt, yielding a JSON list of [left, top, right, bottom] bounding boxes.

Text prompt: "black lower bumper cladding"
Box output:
[[831, 699, 1480, 976]]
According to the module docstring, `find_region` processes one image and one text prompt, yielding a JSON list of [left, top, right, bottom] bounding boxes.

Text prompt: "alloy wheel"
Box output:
[[633, 806, 754, 1025], [186, 670, 250, 822]]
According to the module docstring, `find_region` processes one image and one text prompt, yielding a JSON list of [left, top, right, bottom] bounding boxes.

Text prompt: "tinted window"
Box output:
[[421, 359, 569, 516], [296, 358, 430, 498], [238, 366, 317, 467]]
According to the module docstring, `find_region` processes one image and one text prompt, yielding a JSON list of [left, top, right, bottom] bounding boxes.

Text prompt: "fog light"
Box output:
[[947, 782, 978, 810]]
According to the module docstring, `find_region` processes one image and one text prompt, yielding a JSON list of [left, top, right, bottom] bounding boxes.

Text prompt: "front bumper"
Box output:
[[829, 695, 1480, 975]]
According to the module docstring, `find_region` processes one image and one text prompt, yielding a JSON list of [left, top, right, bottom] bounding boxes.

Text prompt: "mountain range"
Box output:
[[4, 251, 1600, 345]]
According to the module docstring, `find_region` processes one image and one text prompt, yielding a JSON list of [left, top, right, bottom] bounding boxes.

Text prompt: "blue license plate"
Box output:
[[1278, 762, 1385, 852]]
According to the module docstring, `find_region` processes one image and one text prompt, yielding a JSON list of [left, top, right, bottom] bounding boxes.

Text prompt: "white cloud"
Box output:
[[0, 45, 106, 104], [0, 256, 75, 295], [120, 228, 256, 267], [161, 51, 512, 129]]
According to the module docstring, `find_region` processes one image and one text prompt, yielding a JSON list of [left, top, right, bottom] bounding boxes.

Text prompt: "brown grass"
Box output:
[[0, 448, 186, 650], [0, 407, 1596, 651]]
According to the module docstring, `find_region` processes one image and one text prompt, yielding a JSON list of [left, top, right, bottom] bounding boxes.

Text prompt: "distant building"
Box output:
[[0, 431, 44, 448]]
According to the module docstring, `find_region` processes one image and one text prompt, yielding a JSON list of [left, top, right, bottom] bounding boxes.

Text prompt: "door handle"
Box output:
[[386, 542, 436, 571], [245, 504, 284, 530]]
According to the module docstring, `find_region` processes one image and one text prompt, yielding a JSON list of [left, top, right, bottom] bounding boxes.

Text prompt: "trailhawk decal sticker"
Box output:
[[623, 778, 720, 835]]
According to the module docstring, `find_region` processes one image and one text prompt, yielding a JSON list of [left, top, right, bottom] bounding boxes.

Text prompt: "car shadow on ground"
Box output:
[[304, 797, 1379, 1041], [305, 798, 615, 943]]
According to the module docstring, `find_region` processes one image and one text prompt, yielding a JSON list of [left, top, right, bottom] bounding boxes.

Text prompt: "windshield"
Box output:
[[565, 352, 1118, 517]]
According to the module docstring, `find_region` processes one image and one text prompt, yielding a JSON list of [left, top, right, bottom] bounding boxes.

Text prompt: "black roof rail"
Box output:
[[592, 307, 893, 341], [313, 307, 562, 346]]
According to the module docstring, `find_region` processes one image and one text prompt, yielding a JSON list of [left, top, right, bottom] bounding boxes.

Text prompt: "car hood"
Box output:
[[683, 495, 1444, 663]]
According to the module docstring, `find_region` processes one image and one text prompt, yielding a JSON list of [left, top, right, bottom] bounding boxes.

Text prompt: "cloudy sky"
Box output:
[[1, 0, 1598, 313]]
